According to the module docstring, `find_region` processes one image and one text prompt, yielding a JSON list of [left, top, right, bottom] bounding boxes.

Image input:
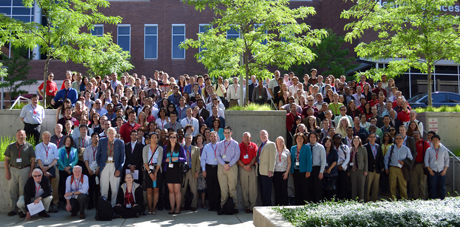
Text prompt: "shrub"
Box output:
[[0, 136, 38, 161], [414, 105, 460, 113], [274, 198, 460, 227], [227, 103, 273, 111]]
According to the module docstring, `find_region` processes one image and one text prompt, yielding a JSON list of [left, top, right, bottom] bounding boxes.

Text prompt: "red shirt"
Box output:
[[372, 88, 387, 97], [397, 110, 410, 123], [369, 99, 379, 107], [286, 112, 301, 131], [239, 142, 258, 165], [38, 80, 58, 96], [357, 82, 369, 92], [119, 122, 141, 143], [415, 140, 430, 163]]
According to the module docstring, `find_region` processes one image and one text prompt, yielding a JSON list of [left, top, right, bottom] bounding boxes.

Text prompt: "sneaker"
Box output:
[[7, 211, 17, 216]]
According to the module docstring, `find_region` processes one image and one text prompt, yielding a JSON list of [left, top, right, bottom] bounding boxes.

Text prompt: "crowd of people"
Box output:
[[3, 69, 450, 221]]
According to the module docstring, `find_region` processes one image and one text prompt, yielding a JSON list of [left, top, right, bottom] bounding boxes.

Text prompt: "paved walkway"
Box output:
[[0, 209, 255, 227]]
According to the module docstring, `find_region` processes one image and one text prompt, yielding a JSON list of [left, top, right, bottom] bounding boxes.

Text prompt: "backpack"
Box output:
[[222, 194, 235, 215], [95, 197, 113, 221]]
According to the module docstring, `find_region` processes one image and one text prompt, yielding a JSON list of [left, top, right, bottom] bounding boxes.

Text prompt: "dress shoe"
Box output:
[[80, 212, 86, 219], [71, 212, 78, 217], [217, 207, 225, 215], [245, 209, 251, 213], [233, 209, 239, 214], [208, 207, 214, 211], [38, 211, 50, 217], [190, 207, 197, 211], [18, 212, 26, 218], [7, 211, 17, 216]]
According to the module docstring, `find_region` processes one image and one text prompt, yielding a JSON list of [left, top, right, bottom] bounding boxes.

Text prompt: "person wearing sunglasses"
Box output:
[[16, 168, 52, 220]]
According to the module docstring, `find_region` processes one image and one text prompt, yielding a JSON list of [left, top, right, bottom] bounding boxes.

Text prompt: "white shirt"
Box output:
[[288, 84, 300, 97], [71, 127, 94, 141], [268, 78, 279, 96], [335, 144, 350, 171], [404, 120, 424, 137], [226, 84, 241, 101], [35, 142, 59, 165], [180, 117, 200, 137], [155, 118, 170, 129], [20, 104, 45, 124]]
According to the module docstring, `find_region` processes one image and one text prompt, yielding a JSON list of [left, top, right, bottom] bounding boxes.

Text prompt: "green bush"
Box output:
[[227, 103, 273, 111], [0, 136, 38, 161], [414, 105, 460, 113], [274, 198, 460, 227]]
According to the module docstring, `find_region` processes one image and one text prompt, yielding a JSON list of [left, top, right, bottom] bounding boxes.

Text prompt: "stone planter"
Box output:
[[417, 112, 460, 151]]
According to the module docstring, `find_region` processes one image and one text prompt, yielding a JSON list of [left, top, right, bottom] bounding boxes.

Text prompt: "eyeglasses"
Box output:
[[33, 175, 41, 178], [390, 129, 395, 131], [307, 100, 314, 102], [170, 137, 177, 139], [95, 102, 101, 104]]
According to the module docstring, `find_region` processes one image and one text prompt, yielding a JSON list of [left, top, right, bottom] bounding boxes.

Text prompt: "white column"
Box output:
[[32, 0, 41, 60]]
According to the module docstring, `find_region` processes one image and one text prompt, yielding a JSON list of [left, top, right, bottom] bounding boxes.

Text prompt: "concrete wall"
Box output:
[[0, 166, 10, 212], [0, 109, 57, 139], [417, 112, 460, 151]]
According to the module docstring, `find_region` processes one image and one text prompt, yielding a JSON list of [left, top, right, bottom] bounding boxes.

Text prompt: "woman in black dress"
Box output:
[[162, 131, 186, 214]]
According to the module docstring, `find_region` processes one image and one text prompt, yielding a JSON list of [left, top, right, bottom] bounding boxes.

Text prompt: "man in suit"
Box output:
[[123, 130, 144, 185], [180, 134, 201, 211], [96, 127, 125, 206], [196, 99, 210, 121], [398, 125, 417, 199], [256, 130, 276, 206], [365, 133, 385, 202]]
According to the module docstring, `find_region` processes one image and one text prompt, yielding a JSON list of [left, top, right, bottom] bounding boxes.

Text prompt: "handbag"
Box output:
[[47, 165, 56, 178]]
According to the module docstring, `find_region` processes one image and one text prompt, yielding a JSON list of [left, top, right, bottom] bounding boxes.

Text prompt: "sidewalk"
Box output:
[[0, 209, 255, 227]]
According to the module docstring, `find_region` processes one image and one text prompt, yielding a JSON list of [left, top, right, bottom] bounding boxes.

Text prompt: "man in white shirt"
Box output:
[[64, 166, 89, 219], [288, 76, 300, 96], [20, 94, 45, 144], [206, 95, 225, 118], [180, 108, 200, 136], [404, 110, 424, 137], [268, 71, 280, 99], [91, 99, 108, 117], [35, 131, 59, 212], [425, 135, 449, 200], [226, 77, 241, 108], [83, 132, 100, 210]]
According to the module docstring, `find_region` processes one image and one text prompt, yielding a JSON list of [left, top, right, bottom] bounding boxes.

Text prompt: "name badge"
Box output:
[[259, 95, 262, 99], [244, 154, 249, 159], [434, 161, 438, 165], [108, 157, 113, 161], [295, 161, 299, 167], [213, 158, 217, 161], [350, 162, 354, 166], [16, 158, 22, 163], [149, 165, 155, 170], [169, 163, 174, 168], [278, 163, 283, 167], [397, 164, 403, 168], [222, 155, 227, 159], [126, 204, 132, 209], [91, 161, 97, 166]]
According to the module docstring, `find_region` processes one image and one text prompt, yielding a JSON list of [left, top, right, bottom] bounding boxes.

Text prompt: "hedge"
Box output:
[[274, 198, 460, 227]]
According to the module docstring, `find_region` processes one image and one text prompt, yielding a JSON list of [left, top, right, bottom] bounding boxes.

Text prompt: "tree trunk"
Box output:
[[43, 56, 50, 108], [427, 65, 432, 107]]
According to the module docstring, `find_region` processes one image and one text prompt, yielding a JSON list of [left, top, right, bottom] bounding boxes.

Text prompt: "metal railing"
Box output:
[[9, 95, 31, 109]]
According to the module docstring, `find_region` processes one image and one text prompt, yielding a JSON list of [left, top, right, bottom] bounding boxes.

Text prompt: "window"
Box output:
[[91, 25, 104, 37], [144, 24, 158, 59], [172, 24, 185, 59], [448, 94, 460, 103], [117, 24, 131, 53], [227, 27, 240, 39], [0, 0, 34, 23], [199, 24, 211, 54], [432, 94, 446, 103]]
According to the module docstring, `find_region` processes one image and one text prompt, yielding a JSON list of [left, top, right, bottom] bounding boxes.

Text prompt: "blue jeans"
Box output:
[[428, 172, 446, 200]]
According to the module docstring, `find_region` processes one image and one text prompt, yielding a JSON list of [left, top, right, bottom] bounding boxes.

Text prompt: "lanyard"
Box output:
[[185, 145, 192, 167], [187, 117, 192, 125], [32, 105, 37, 115], [56, 136, 63, 147], [347, 137, 352, 146], [403, 136, 407, 146], [223, 140, 231, 155], [74, 178, 80, 191], [16, 142, 24, 159], [108, 141, 114, 157], [211, 143, 217, 157], [91, 145, 96, 160], [296, 145, 301, 161], [35, 184, 41, 198], [178, 108, 183, 119], [161, 119, 166, 129], [278, 149, 283, 162], [43, 143, 49, 160], [371, 144, 377, 158], [435, 147, 440, 161], [234, 85, 238, 94], [81, 137, 86, 149]]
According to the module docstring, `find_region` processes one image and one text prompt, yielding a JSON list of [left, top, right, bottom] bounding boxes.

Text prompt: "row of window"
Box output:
[[91, 24, 236, 60]]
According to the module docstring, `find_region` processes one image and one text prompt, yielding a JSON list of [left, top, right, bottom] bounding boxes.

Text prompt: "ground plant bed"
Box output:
[[274, 198, 460, 227]]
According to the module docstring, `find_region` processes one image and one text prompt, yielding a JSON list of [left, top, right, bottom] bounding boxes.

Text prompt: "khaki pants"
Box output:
[[366, 170, 380, 202], [390, 166, 408, 199], [47, 167, 60, 206], [411, 163, 426, 199], [8, 167, 30, 211], [238, 166, 257, 210], [229, 100, 239, 108], [218, 164, 238, 208], [17, 195, 53, 213], [181, 170, 198, 208], [350, 169, 366, 201], [100, 163, 120, 206]]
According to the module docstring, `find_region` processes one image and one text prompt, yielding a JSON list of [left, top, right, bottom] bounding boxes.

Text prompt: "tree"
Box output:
[[341, 0, 460, 107], [308, 29, 356, 77], [83, 41, 134, 77], [0, 0, 123, 107], [0, 47, 36, 102], [181, 0, 327, 105]]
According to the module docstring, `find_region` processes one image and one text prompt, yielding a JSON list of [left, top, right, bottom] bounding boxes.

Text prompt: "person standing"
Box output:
[[20, 94, 45, 144], [200, 131, 221, 211], [349, 136, 368, 201], [411, 131, 429, 199], [83, 132, 100, 209], [273, 136, 291, 206], [35, 131, 60, 212], [143, 133, 163, 215], [123, 130, 144, 185], [384, 134, 413, 199], [364, 133, 384, 202], [57, 136, 78, 204], [51, 124, 65, 149], [96, 127, 125, 206], [425, 135, 449, 200], [38, 72, 58, 108], [17, 169, 52, 220], [216, 126, 240, 214], [332, 134, 350, 200], [290, 133, 312, 205], [226, 77, 241, 108], [237, 132, 258, 213], [52, 79, 78, 106], [4, 130, 36, 216], [64, 166, 89, 219], [119, 111, 141, 144], [180, 134, 201, 211], [256, 130, 276, 206], [180, 108, 200, 137], [398, 125, 416, 198], [308, 132, 326, 203]]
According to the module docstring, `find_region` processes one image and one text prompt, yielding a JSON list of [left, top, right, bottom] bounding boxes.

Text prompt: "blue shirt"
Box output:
[[216, 139, 240, 166], [384, 144, 413, 169], [168, 94, 182, 106], [65, 175, 89, 199], [425, 146, 449, 172], [201, 142, 219, 171], [176, 106, 189, 121], [54, 88, 78, 104]]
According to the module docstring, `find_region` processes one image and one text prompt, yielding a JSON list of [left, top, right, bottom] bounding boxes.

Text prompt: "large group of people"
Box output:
[[3, 69, 450, 221]]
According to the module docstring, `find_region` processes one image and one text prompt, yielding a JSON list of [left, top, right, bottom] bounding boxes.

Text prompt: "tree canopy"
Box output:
[[181, 0, 327, 105], [341, 0, 460, 106]]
